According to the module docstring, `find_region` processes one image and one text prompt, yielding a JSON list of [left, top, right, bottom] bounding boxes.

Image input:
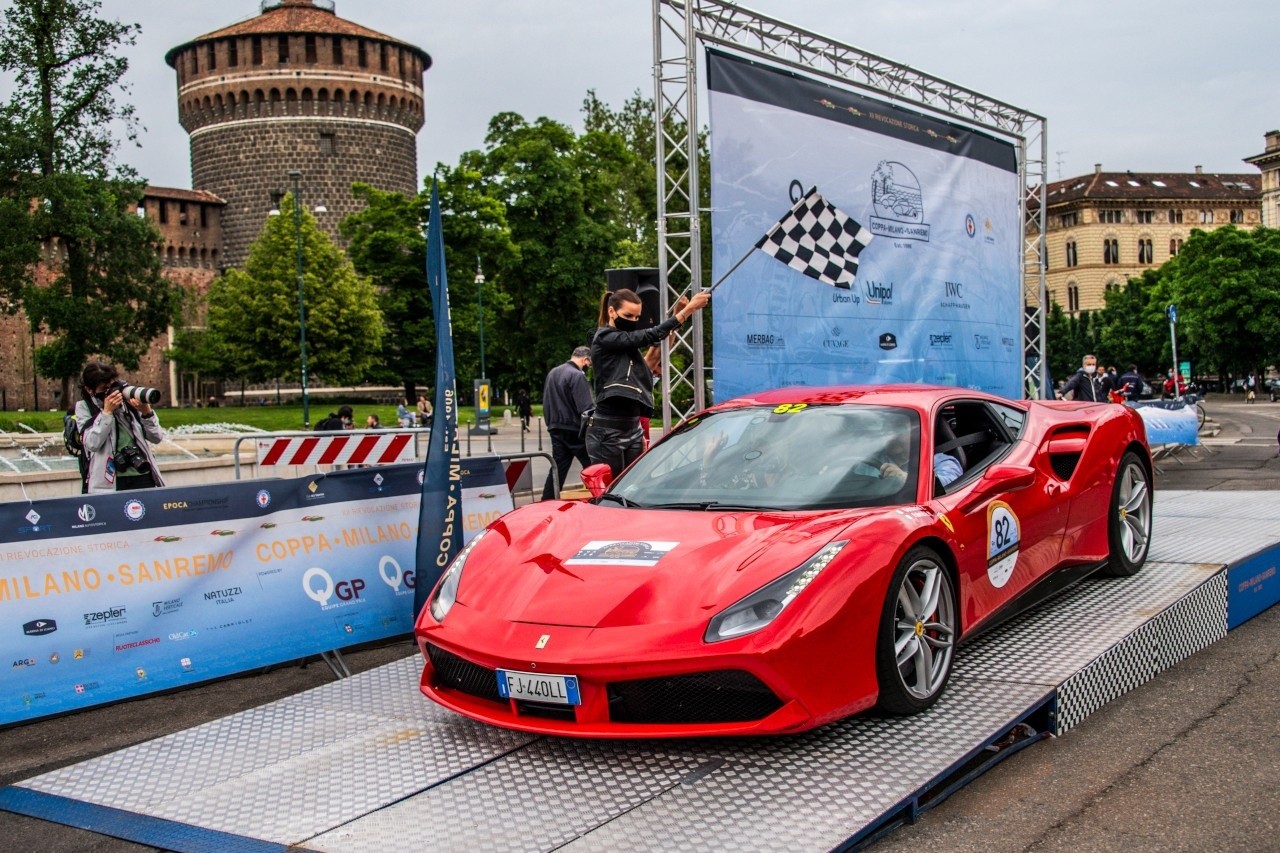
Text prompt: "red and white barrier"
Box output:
[[254, 433, 416, 467]]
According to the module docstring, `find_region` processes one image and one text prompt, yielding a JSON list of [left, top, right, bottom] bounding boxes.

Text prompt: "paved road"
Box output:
[[1, 396, 1277, 852]]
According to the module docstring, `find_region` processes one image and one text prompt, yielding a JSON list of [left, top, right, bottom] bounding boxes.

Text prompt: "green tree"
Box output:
[[0, 0, 180, 400], [1163, 226, 1280, 379], [1095, 269, 1171, 376], [200, 194, 383, 391], [340, 183, 433, 400]]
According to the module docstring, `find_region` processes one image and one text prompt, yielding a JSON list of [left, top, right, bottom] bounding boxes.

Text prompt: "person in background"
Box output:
[[1117, 364, 1145, 402], [516, 388, 533, 433], [396, 398, 414, 428], [75, 360, 166, 494], [416, 394, 433, 428], [366, 413, 382, 429], [314, 405, 354, 431], [541, 346, 594, 500], [587, 287, 710, 477], [1059, 354, 1107, 402]]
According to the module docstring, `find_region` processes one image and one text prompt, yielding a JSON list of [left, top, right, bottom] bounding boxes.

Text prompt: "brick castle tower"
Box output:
[[166, 0, 430, 267]]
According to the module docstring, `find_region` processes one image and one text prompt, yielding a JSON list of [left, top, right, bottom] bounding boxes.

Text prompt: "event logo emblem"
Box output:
[[929, 333, 954, 349], [378, 555, 415, 595], [124, 500, 146, 522], [49, 652, 59, 664], [302, 568, 366, 608], [879, 332, 898, 351], [181, 657, 194, 672], [152, 598, 182, 618], [869, 161, 931, 241], [19, 508, 51, 534], [83, 606, 127, 627], [823, 326, 849, 350], [417, 470, 426, 486], [973, 334, 992, 351], [965, 213, 976, 238], [256, 489, 271, 509], [25, 509, 39, 525], [12, 658, 35, 669], [77, 504, 96, 523], [23, 619, 57, 636]]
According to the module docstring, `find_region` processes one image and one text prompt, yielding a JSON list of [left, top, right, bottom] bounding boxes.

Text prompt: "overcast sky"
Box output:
[[5, 0, 1278, 189]]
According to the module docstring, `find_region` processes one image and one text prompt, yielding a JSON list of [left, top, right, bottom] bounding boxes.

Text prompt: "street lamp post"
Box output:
[[473, 258, 492, 439], [269, 172, 326, 428], [475, 258, 486, 381], [290, 170, 309, 428]]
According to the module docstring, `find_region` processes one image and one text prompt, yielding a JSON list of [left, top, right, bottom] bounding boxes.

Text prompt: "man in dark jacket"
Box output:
[[314, 405, 353, 431], [1059, 354, 1107, 402], [1116, 365, 1145, 401], [541, 347, 594, 499]]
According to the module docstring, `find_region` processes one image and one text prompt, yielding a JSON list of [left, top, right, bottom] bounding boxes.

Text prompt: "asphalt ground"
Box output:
[[1, 395, 1278, 852]]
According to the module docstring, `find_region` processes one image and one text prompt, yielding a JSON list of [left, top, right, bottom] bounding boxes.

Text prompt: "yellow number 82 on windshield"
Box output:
[[772, 403, 808, 414]]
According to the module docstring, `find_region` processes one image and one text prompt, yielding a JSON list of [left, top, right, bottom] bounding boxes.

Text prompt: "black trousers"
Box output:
[[585, 417, 644, 479], [116, 470, 157, 491], [542, 427, 592, 500]]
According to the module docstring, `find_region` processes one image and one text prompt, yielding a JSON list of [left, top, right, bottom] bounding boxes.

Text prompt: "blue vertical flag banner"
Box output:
[[414, 181, 463, 616]]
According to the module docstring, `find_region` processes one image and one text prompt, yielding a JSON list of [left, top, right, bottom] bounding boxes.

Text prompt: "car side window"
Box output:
[[932, 401, 1017, 496]]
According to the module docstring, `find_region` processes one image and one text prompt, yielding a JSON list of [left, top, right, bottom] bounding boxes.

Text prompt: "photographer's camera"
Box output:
[[114, 443, 151, 475], [110, 380, 162, 405]]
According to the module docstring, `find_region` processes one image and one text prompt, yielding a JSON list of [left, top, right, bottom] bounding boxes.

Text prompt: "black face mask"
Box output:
[[613, 317, 640, 332]]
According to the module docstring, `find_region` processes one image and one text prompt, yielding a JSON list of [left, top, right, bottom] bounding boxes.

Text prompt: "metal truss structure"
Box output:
[[652, 0, 1049, 426]]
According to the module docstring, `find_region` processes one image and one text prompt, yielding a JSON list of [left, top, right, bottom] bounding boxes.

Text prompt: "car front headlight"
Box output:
[[705, 540, 848, 643], [428, 530, 487, 623]]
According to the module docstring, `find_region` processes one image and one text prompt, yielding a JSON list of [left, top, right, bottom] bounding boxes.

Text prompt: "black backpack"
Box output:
[[62, 412, 84, 458]]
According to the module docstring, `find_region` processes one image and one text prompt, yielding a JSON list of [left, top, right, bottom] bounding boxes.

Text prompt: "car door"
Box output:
[[927, 399, 1066, 630]]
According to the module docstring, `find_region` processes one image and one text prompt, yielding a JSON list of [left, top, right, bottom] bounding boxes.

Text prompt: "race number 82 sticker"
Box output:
[[986, 500, 1020, 588]]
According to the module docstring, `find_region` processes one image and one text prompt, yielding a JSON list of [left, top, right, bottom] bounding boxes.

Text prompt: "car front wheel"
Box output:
[[875, 545, 957, 715], [1102, 450, 1152, 576]]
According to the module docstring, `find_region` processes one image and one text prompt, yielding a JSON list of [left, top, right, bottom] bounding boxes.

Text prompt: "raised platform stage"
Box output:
[[2, 491, 1278, 852]]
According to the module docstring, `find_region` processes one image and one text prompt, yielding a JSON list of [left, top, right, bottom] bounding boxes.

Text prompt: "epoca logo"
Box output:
[[256, 489, 272, 509], [124, 499, 146, 522]]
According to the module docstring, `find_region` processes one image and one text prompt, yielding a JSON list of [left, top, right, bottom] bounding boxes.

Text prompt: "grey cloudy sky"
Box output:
[[8, 0, 1279, 189]]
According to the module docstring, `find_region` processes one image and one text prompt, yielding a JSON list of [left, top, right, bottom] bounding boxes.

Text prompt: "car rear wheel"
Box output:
[[1102, 450, 1152, 576], [875, 545, 957, 715]]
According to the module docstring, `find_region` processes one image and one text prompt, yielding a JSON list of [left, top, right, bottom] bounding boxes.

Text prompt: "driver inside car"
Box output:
[[878, 429, 963, 487]]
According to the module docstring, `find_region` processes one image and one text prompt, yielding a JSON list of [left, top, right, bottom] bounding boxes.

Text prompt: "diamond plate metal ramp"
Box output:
[[1, 490, 1255, 851]]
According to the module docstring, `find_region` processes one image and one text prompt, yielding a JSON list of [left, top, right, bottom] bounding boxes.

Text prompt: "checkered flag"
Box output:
[[754, 186, 872, 290]]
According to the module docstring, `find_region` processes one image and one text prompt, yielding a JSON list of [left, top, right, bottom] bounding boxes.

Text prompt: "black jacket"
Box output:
[[590, 318, 681, 416], [542, 361, 593, 430], [1062, 368, 1106, 402]]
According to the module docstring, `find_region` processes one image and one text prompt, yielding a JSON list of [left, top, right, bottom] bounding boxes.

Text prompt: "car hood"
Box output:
[[456, 501, 877, 628]]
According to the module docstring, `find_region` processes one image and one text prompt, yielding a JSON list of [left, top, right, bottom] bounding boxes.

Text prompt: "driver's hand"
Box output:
[[879, 461, 906, 480]]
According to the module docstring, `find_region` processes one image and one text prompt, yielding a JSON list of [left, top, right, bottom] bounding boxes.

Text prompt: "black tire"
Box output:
[[1101, 450, 1152, 577], [874, 545, 957, 715]]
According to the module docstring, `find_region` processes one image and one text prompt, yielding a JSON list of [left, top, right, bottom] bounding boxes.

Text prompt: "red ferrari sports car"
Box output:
[[415, 385, 1152, 737]]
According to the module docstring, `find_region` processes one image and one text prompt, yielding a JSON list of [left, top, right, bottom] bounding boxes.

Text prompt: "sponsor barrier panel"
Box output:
[[1132, 401, 1200, 446], [1227, 544, 1280, 629], [0, 457, 512, 726]]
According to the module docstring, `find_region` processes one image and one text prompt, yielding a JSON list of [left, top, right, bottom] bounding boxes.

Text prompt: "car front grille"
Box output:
[[426, 643, 503, 703], [607, 670, 783, 724]]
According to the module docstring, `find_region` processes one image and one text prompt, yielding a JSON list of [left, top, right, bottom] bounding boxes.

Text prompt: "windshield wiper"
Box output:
[[593, 492, 642, 508]]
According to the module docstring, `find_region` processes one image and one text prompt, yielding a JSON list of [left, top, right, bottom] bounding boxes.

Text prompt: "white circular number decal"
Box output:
[[986, 501, 1020, 588]]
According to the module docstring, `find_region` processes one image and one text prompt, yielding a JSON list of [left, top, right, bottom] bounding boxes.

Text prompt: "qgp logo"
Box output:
[[302, 568, 366, 608], [378, 555, 416, 596]]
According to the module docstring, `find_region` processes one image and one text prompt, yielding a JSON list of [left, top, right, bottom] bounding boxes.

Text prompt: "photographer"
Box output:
[[74, 360, 166, 494]]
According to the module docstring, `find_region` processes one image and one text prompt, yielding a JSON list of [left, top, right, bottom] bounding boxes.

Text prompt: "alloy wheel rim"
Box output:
[[1118, 462, 1151, 564], [892, 558, 956, 700]]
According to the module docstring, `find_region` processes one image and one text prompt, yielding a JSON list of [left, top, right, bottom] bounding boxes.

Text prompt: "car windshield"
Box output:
[[609, 403, 921, 511]]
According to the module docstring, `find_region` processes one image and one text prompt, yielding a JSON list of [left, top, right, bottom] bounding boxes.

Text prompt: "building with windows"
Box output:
[[1244, 130, 1280, 228], [1029, 165, 1261, 314]]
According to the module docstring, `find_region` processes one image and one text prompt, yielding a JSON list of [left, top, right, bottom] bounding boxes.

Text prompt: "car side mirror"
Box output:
[[581, 463, 614, 498], [957, 464, 1036, 513]]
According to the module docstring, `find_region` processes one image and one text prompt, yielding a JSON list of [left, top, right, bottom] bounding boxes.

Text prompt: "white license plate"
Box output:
[[496, 669, 581, 705]]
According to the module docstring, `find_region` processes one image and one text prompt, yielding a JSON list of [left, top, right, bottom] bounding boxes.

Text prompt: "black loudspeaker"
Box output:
[[605, 267, 661, 330]]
